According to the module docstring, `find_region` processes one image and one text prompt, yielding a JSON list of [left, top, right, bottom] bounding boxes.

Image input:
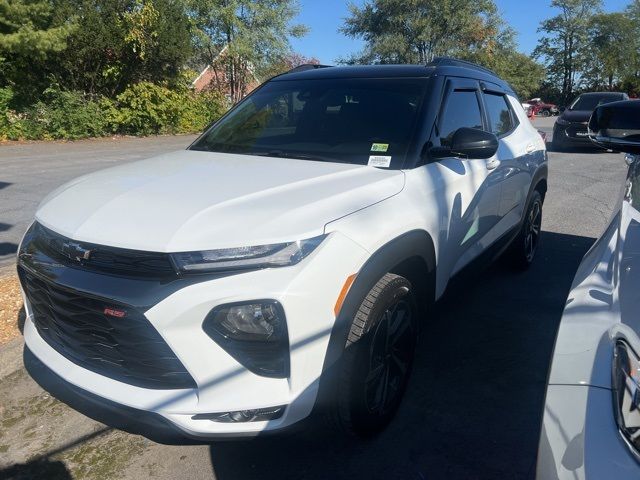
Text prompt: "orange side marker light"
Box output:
[[334, 273, 357, 317]]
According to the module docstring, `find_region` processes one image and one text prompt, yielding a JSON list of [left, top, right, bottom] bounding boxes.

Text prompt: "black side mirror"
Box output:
[[559, 106, 566, 113], [588, 100, 640, 154], [447, 127, 499, 159]]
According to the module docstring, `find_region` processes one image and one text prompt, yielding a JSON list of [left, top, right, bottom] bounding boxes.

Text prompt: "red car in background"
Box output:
[[524, 98, 559, 117]]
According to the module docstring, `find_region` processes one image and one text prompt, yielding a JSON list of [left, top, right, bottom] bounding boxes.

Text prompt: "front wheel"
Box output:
[[539, 109, 551, 117], [331, 273, 418, 436], [509, 191, 543, 270]]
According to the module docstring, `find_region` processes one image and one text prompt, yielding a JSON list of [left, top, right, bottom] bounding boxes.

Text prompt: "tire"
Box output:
[[509, 190, 543, 270], [331, 273, 418, 436], [539, 109, 551, 117]]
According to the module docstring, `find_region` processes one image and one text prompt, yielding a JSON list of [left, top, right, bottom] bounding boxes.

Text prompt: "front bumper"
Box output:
[[536, 385, 638, 479], [553, 123, 593, 147], [21, 231, 369, 438]]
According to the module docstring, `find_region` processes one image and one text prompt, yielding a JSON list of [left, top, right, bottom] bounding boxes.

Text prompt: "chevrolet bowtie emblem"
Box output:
[[61, 242, 93, 262]]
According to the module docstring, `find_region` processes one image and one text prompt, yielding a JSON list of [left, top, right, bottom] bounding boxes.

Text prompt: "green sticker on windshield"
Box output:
[[371, 143, 389, 152]]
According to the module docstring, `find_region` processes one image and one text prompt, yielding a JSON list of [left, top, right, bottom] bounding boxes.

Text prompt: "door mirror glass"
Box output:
[[588, 100, 640, 154]]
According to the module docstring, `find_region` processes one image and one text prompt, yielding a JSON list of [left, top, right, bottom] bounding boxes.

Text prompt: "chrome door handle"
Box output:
[[486, 159, 500, 170]]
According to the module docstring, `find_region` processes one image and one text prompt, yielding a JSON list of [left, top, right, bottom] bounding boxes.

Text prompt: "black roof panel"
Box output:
[[273, 64, 436, 81], [272, 60, 514, 94]]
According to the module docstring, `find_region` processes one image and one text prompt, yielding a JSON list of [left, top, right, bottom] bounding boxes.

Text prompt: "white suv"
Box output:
[[18, 58, 547, 440]]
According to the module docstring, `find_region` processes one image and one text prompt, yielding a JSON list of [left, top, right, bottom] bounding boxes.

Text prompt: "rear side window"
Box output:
[[438, 90, 483, 147], [483, 92, 514, 136]]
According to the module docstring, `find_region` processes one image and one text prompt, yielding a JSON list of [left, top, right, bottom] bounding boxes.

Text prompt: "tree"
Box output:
[[582, 13, 636, 90], [262, 52, 320, 79], [56, 0, 193, 96], [484, 50, 546, 99], [188, 0, 307, 103], [0, 0, 75, 103], [0, 0, 193, 101], [340, 0, 507, 64], [339, 0, 544, 98], [533, 0, 601, 104], [621, 0, 640, 94]]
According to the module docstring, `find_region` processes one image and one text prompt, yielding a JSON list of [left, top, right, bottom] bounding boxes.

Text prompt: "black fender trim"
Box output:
[[526, 162, 548, 209], [314, 230, 436, 409]]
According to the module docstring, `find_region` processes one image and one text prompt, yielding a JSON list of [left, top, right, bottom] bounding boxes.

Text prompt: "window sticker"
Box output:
[[368, 155, 392, 168], [370, 143, 389, 152]]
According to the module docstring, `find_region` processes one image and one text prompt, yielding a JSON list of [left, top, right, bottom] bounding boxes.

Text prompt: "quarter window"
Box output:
[[439, 90, 483, 147], [483, 92, 514, 136]]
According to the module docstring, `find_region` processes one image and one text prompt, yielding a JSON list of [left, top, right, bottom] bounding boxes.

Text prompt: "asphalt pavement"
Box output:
[[0, 117, 630, 479]]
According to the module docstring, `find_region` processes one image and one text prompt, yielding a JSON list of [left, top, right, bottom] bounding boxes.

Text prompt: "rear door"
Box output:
[[480, 84, 535, 239]]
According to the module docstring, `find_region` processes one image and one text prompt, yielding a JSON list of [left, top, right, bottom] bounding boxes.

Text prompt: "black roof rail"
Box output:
[[427, 57, 499, 78], [287, 63, 333, 73]]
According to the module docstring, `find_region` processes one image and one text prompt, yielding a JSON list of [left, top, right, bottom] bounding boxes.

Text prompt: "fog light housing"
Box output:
[[613, 340, 640, 455], [203, 301, 289, 378], [192, 406, 285, 423]]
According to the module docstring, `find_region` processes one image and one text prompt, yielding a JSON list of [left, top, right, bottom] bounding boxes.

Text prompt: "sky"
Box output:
[[290, 0, 631, 64]]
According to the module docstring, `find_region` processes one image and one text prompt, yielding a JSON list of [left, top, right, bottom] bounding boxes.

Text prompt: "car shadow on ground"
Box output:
[[208, 230, 594, 480], [545, 141, 611, 155]]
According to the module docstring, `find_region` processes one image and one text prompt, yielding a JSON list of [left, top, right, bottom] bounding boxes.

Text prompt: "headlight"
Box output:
[[613, 340, 640, 453], [203, 301, 289, 378], [556, 118, 570, 126], [171, 235, 326, 273]]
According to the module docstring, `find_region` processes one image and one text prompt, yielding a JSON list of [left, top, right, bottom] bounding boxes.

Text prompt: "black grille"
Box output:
[[29, 223, 176, 279], [567, 124, 588, 139], [19, 267, 196, 390]]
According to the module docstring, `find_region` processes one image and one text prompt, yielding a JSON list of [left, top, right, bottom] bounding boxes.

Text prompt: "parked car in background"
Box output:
[[537, 99, 640, 479], [18, 58, 547, 440], [552, 92, 629, 151], [524, 98, 559, 117]]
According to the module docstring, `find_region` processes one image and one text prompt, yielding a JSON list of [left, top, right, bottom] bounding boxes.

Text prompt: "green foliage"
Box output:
[[533, 0, 602, 103], [106, 82, 226, 135], [105, 82, 182, 135], [188, 0, 307, 102], [620, 75, 640, 97], [340, 0, 508, 64], [339, 0, 545, 99], [0, 0, 73, 57], [28, 88, 109, 139], [483, 51, 546, 100], [582, 13, 637, 90], [0, 87, 28, 140], [0, 83, 226, 140], [0, 0, 194, 102]]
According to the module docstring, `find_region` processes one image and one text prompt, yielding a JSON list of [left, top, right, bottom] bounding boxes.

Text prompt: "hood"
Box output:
[[36, 151, 405, 252], [560, 109, 592, 123]]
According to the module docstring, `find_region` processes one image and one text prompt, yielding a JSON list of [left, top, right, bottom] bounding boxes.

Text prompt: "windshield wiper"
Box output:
[[249, 150, 328, 162]]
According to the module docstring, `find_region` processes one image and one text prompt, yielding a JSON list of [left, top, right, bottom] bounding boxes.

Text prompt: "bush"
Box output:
[[105, 82, 182, 135], [0, 87, 30, 140], [28, 88, 109, 140], [107, 82, 226, 135], [0, 82, 227, 141]]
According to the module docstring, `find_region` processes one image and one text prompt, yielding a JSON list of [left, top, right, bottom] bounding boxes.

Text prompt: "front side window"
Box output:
[[191, 78, 428, 169], [438, 90, 483, 147], [483, 92, 514, 136]]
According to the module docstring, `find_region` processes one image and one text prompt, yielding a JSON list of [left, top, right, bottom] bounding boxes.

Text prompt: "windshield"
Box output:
[[569, 94, 622, 111], [190, 77, 428, 168]]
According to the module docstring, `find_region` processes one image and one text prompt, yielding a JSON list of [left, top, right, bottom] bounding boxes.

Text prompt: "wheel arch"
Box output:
[[527, 163, 548, 207], [314, 229, 436, 409]]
